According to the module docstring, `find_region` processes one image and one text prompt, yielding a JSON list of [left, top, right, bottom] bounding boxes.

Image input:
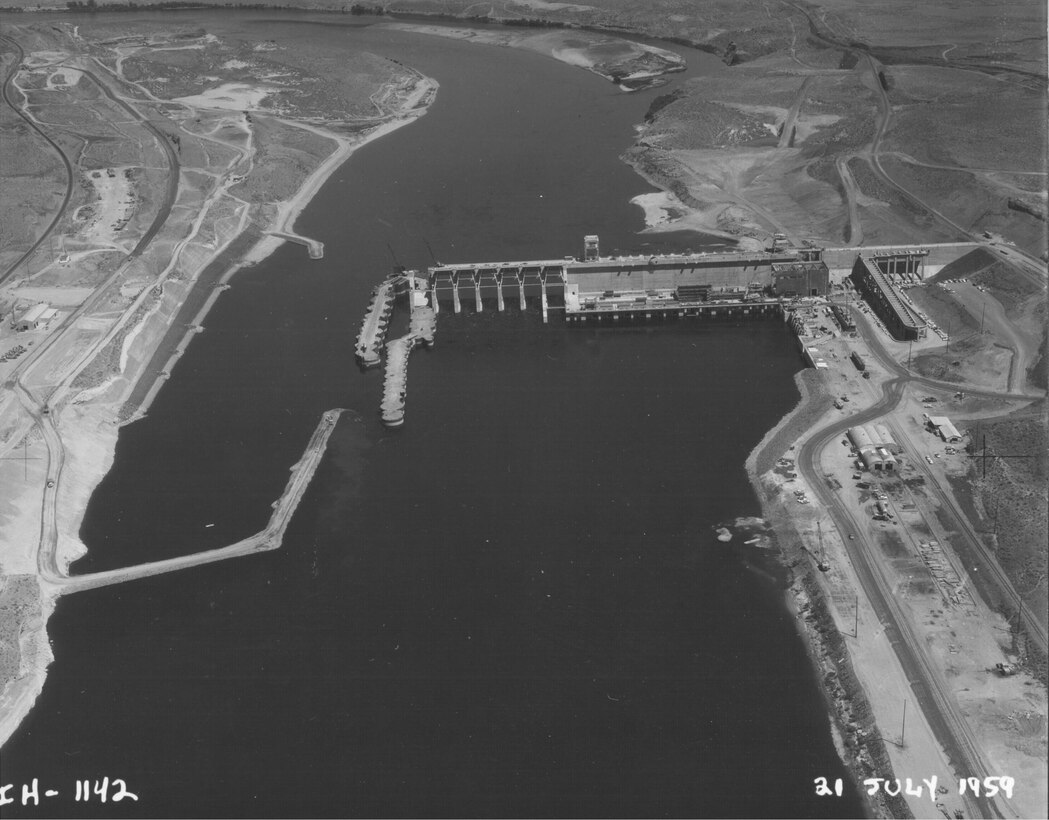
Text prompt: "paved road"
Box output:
[[854, 309, 1044, 402], [0, 35, 75, 287], [798, 378, 1005, 819], [0, 38, 183, 590], [793, 299, 1048, 818]]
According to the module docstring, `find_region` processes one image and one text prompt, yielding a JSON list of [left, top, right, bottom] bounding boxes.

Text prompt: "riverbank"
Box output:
[[0, 68, 438, 751], [745, 368, 908, 819]]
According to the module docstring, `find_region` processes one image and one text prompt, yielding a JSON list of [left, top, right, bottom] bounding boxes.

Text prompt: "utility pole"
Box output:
[[900, 699, 907, 746], [0, 436, 42, 481], [980, 303, 986, 334], [945, 319, 952, 355], [979, 436, 1033, 479], [907, 339, 913, 369], [853, 595, 859, 639]]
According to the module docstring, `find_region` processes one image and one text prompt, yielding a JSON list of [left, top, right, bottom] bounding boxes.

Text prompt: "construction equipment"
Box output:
[[816, 521, 830, 572]]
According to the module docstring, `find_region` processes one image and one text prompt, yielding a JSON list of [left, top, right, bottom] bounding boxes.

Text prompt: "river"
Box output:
[[1, 13, 865, 818]]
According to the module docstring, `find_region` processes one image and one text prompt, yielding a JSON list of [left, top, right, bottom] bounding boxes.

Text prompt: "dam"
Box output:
[[426, 234, 828, 322], [357, 237, 983, 425], [425, 236, 981, 331]]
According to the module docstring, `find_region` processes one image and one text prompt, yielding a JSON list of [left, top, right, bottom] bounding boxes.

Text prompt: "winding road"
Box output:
[[0, 40, 182, 588], [798, 376, 1001, 819], [0, 35, 75, 287]]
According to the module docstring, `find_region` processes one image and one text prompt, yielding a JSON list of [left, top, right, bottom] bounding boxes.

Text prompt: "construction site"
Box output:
[[352, 231, 1047, 818]]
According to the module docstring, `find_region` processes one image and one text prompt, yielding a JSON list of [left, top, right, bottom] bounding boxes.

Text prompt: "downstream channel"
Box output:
[[3, 14, 865, 817]]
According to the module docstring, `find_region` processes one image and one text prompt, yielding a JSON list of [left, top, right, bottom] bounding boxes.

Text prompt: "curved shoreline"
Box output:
[[0, 68, 438, 751], [744, 367, 908, 818]]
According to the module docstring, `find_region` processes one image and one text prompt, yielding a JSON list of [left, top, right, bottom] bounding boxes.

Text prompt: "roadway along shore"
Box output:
[[748, 296, 1045, 817]]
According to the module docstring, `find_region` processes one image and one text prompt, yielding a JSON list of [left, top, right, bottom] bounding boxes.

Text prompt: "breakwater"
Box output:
[[51, 409, 346, 595]]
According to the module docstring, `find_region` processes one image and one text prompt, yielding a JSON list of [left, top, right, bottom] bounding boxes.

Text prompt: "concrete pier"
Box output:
[[54, 409, 345, 594], [474, 273, 483, 313], [355, 281, 395, 368], [518, 271, 526, 311], [380, 306, 437, 427], [452, 274, 462, 314], [266, 230, 324, 259], [496, 273, 505, 312], [540, 276, 549, 324], [381, 336, 413, 427]]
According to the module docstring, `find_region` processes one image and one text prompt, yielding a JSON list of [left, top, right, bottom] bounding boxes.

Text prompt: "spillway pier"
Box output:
[[356, 281, 395, 368]]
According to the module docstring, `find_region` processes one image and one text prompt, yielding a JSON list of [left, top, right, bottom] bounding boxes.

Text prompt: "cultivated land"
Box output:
[[1, 2, 1047, 818]]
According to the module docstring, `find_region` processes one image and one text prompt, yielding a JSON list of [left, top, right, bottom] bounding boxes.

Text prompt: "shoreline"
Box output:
[[744, 368, 903, 819], [0, 71, 438, 750]]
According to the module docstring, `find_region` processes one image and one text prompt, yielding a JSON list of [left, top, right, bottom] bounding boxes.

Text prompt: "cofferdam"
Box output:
[[1, 12, 865, 818]]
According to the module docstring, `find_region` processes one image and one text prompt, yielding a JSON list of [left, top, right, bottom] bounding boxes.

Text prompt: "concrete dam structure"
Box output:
[[356, 237, 987, 425], [426, 235, 830, 322]]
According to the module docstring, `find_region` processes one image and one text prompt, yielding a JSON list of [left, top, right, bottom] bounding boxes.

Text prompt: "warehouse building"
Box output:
[[928, 416, 962, 443], [14, 303, 58, 332], [848, 425, 900, 472]]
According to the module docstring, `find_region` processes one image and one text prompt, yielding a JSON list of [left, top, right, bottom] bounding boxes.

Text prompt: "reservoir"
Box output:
[[2, 13, 865, 817]]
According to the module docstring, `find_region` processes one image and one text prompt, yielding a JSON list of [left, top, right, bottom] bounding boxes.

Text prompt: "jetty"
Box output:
[[51, 409, 345, 595], [266, 230, 324, 259], [356, 281, 395, 367], [380, 306, 436, 427]]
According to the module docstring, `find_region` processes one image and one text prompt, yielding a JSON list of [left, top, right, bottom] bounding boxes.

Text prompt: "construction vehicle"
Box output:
[[816, 522, 830, 572], [995, 662, 1018, 676]]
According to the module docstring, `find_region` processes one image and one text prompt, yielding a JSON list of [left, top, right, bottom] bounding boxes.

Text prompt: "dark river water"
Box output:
[[1, 13, 865, 818]]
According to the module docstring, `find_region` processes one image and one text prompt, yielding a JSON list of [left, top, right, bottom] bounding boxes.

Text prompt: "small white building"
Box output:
[[15, 303, 57, 332], [928, 416, 962, 443]]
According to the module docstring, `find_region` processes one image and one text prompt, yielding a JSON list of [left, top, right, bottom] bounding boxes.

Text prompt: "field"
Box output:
[[965, 401, 1049, 656], [228, 115, 336, 204]]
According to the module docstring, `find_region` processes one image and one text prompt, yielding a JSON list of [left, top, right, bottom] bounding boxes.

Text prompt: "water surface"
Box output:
[[1, 14, 864, 818]]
